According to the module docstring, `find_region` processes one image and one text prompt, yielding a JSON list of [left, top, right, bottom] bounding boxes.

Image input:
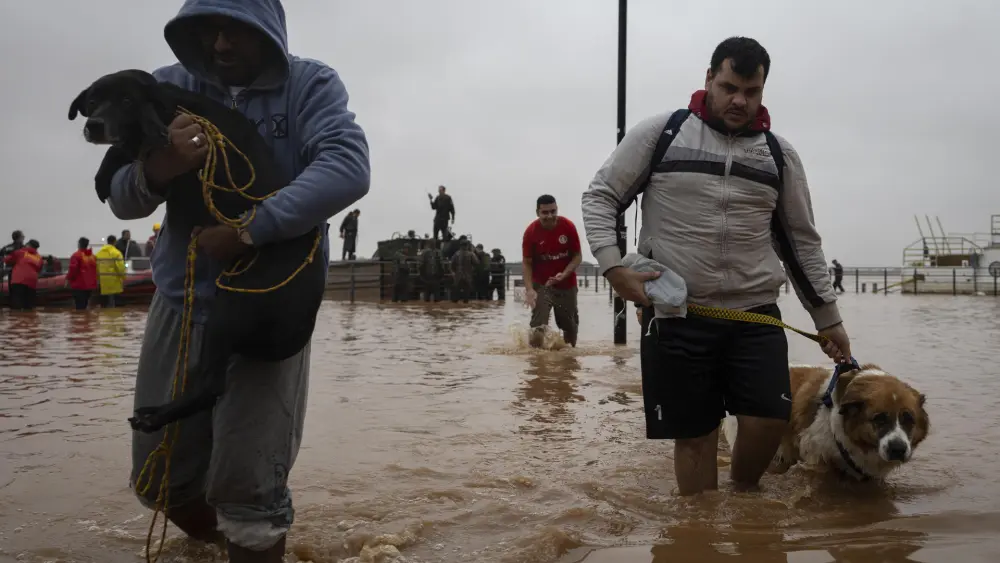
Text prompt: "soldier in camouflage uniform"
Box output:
[[419, 239, 444, 302], [489, 248, 506, 301], [472, 243, 490, 300], [391, 242, 413, 302], [449, 240, 479, 303]]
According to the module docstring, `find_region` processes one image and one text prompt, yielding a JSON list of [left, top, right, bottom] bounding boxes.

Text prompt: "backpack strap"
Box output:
[[620, 112, 786, 247], [763, 130, 785, 190], [619, 108, 691, 216], [622, 108, 691, 244]]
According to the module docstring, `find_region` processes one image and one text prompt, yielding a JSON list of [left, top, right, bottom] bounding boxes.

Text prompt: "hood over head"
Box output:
[[163, 0, 290, 90]]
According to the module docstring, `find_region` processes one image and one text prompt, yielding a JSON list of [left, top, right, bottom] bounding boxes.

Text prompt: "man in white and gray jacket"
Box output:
[[581, 36, 852, 496]]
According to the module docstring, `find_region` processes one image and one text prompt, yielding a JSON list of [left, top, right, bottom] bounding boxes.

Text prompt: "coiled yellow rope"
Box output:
[[132, 107, 321, 562]]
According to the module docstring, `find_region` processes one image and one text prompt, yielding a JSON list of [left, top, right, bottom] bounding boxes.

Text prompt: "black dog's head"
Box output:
[[68, 70, 173, 158]]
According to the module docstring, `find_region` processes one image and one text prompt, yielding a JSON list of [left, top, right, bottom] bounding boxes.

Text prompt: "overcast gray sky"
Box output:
[[2, 0, 997, 265]]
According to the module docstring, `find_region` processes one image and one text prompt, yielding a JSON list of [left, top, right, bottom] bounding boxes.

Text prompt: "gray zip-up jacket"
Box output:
[[581, 110, 841, 330]]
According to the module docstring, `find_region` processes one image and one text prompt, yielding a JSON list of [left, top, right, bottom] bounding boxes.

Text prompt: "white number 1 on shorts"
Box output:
[[655, 404, 662, 421]]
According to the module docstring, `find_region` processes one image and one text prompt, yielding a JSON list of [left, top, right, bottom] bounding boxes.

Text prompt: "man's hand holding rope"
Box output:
[[142, 114, 209, 191], [192, 225, 251, 262]]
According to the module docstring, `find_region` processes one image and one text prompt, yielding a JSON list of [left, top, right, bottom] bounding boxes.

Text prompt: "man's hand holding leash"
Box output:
[[818, 323, 852, 364]]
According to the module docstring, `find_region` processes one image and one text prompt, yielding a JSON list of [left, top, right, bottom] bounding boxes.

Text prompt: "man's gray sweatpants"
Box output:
[[129, 292, 310, 550]]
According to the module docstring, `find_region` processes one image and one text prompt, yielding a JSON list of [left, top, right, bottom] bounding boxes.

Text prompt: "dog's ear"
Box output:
[[833, 371, 858, 403], [68, 88, 88, 120], [838, 400, 865, 417]]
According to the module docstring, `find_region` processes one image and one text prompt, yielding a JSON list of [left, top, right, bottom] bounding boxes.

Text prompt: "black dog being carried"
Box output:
[[68, 69, 326, 433]]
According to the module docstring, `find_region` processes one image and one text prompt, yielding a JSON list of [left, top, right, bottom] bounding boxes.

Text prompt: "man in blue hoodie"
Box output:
[[105, 1, 370, 561]]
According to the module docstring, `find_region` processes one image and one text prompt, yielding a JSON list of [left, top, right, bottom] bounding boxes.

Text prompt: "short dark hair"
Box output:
[[107, 235, 117, 245], [536, 194, 556, 208], [26, 239, 39, 249], [121, 229, 130, 237], [710, 36, 770, 82], [78, 237, 90, 249], [11, 230, 23, 240]]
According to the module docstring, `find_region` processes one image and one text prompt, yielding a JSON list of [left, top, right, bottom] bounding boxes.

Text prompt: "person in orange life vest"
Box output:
[[3, 239, 43, 310], [522, 194, 583, 348], [67, 237, 99, 310]]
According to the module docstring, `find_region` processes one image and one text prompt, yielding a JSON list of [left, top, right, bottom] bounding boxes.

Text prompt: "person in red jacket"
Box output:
[[67, 237, 98, 310], [3, 239, 43, 310]]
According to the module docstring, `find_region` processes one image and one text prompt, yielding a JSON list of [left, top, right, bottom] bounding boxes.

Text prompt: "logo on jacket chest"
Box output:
[[251, 114, 289, 139], [743, 146, 771, 159]]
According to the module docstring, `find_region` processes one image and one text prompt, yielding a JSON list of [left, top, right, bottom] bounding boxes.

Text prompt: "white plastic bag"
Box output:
[[620, 252, 687, 320]]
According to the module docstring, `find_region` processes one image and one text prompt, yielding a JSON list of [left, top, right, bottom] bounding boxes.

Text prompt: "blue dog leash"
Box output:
[[820, 356, 861, 408]]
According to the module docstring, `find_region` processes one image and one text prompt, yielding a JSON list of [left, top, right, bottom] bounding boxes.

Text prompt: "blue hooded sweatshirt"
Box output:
[[106, 0, 370, 322]]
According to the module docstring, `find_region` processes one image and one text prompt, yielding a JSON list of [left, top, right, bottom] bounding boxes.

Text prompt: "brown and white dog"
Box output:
[[722, 363, 930, 481]]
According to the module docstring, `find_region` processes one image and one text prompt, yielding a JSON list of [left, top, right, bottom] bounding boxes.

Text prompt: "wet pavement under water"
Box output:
[[0, 290, 998, 563]]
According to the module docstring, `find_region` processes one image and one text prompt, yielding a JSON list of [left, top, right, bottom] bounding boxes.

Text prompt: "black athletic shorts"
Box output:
[[639, 303, 790, 440]]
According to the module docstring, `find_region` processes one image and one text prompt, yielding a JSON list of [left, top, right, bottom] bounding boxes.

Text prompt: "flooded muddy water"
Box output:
[[1, 290, 998, 562]]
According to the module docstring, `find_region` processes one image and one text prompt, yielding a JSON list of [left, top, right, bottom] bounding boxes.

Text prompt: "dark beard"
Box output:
[[704, 90, 751, 134]]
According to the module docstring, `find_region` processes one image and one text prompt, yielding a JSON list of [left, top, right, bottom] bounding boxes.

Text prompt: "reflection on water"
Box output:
[[0, 294, 999, 563], [514, 352, 584, 440]]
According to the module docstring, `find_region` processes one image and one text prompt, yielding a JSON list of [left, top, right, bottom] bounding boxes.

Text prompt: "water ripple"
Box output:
[[1, 294, 999, 563]]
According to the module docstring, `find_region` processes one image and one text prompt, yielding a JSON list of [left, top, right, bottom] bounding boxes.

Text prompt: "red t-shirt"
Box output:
[[522, 216, 581, 290]]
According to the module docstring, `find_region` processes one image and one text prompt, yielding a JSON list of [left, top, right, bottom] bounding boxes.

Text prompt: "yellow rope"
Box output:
[[685, 303, 829, 344], [132, 107, 321, 562]]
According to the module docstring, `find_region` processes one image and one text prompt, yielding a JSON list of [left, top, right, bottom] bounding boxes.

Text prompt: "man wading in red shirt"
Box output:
[[522, 194, 582, 347]]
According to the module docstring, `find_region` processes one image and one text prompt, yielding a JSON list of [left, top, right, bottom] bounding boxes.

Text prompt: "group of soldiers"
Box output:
[[389, 231, 507, 303]]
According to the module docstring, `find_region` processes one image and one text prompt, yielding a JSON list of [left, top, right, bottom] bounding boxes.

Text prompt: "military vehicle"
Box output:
[[372, 229, 479, 300]]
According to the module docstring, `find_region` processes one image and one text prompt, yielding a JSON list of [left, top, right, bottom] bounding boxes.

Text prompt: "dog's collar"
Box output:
[[836, 439, 872, 481], [823, 357, 873, 481], [821, 357, 861, 408]]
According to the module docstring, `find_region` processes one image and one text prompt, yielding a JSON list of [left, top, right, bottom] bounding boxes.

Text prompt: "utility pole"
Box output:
[[613, 0, 628, 344]]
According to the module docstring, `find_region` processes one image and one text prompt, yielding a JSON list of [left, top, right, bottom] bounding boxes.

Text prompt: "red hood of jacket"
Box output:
[[688, 89, 771, 132]]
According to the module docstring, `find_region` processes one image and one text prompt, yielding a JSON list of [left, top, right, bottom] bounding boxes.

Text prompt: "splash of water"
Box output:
[[507, 321, 567, 351]]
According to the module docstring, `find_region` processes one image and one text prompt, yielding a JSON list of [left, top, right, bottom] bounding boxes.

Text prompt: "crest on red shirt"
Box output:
[[558, 235, 568, 245]]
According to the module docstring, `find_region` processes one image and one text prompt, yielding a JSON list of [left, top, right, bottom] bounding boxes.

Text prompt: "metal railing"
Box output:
[[814, 267, 998, 296], [325, 262, 1000, 301]]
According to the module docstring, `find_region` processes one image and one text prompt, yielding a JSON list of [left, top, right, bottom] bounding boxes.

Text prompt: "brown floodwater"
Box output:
[[1, 290, 998, 563]]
